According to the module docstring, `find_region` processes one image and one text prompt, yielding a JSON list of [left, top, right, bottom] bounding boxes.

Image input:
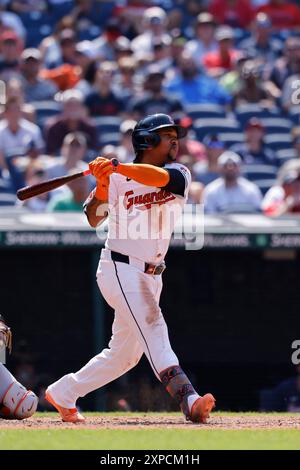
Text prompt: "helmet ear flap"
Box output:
[[132, 130, 161, 151]]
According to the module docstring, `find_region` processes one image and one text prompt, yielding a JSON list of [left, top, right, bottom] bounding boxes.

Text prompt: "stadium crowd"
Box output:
[[1, 0, 300, 215]]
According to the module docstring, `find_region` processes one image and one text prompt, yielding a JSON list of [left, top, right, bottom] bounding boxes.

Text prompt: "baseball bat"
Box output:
[[16, 169, 91, 201]]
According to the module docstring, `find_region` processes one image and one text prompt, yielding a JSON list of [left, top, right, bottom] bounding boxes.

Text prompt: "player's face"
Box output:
[[157, 128, 179, 162]]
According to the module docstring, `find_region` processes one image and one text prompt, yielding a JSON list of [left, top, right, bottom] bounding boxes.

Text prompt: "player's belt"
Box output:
[[110, 250, 166, 275]]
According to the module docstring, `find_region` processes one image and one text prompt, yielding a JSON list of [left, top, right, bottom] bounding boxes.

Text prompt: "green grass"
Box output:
[[0, 413, 300, 450]]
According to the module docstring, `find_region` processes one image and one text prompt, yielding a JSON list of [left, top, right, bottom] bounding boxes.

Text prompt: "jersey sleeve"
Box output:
[[163, 163, 191, 199]]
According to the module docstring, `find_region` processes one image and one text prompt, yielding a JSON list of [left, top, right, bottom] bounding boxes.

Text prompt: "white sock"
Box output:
[[187, 393, 200, 413]]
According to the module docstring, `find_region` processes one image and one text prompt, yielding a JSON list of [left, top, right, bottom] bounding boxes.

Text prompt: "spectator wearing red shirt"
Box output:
[[262, 165, 300, 216], [209, 0, 254, 29], [202, 26, 242, 78], [257, 0, 300, 31]]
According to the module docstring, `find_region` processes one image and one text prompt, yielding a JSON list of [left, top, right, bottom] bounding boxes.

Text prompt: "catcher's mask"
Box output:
[[132, 113, 187, 153]]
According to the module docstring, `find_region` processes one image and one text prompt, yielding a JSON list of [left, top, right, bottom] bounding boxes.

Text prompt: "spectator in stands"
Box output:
[[264, 37, 300, 95], [281, 68, 300, 112], [131, 7, 171, 58], [209, 0, 254, 29], [256, 0, 300, 32], [232, 59, 276, 108], [202, 25, 242, 78], [49, 28, 78, 68], [84, 61, 126, 117], [113, 56, 138, 101], [176, 116, 207, 164], [195, 134, 226, 186], [129, 67, 183, 121], [148, 37, 173, 75], [22, 160, 49, 212], [46, 132, 90, 180], [9, 0, 48, 13], [203, 151, 262, 213], [102, 119, 137, 164], [20, 48, 58, 102], [184, 12, 217, 64], [0, 2, 26, 39], [92, 18, 122, 62], [260, 365, 300, 412], [238, 13, 283, 64], [47, 175, 90, 212], [262, 162, 300, 216], [45, 89, 97, 155], [73, 43, 97, 97], [231, 118, 278, 165], [0, 30, 22, 80], [0, 96, 44, 168], [39, 16, 76, 69], [291, 127, 300, 159], [4, 77, 35, 122], [165, 51, 232, 107]]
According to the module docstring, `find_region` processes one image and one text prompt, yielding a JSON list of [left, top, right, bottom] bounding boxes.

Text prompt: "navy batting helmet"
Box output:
[[132, 114, 187, 153]]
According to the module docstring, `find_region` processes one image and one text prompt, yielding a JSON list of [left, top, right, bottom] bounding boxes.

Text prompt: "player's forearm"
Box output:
[[84, 195, 108, 228], [118, 163, 170, 187]]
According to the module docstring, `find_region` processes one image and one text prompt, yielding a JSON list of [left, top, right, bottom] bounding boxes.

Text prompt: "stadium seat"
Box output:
[[264, 133, 293, 151], [235, 104, 280, 128], [31, 101, 62, 129], [276, 148, 298, 167], [218, 132, 245, 147], [193, 118, 241, 140], [93, 116, 121, 133], [0, 193, 16, 206], [259, 118, 293, 134], [253, 178, 277, 195], [99, 132, 120, 147], [288, 105, 300, 125], [186, 103, 226, 120], [242, 164, 278, 181]]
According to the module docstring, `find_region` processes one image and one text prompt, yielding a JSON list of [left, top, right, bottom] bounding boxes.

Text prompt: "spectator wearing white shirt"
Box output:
[[0, 96, 44, 169], [184, 13, 218, 64], [203, 151, 262, 214]]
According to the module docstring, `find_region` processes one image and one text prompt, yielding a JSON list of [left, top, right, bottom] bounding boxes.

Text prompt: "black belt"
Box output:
[[110, 250, 166, 275]]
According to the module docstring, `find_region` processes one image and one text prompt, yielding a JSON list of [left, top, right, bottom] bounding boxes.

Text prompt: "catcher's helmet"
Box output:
[[132, 113, 187, 153]]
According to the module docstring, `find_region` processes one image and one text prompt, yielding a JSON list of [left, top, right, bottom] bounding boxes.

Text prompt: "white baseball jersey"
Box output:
[[106, 162, 191, 264], [47, 161, 193, 409]]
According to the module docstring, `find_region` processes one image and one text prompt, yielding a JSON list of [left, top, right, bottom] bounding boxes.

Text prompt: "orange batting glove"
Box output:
[[89, 157, 115, 200]]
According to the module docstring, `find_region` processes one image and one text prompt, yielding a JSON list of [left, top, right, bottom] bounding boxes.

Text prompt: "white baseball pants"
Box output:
[[47, 249, 179, 408]]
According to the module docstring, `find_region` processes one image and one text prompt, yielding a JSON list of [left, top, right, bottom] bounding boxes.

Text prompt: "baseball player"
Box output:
[[45, 114, 215, 423], [0, 315, 38, 420]]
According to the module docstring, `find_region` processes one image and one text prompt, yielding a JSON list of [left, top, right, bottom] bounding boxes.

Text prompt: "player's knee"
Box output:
[[1, 382, 38, 420]]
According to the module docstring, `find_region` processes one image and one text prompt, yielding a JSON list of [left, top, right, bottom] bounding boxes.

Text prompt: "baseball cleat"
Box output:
[[45, 391, 85, 423], [188, 393, 216, 424]]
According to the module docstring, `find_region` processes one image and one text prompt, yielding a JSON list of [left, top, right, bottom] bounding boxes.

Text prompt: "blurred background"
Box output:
[[1, 0, 300, 413]]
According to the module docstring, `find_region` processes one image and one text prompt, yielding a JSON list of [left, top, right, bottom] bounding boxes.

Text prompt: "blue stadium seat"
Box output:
[[253, 178, 277, 196], [288, 105, 300, 125], [276, 148, 298, 167], [259, 118, 293, 134], [193, 118, 241, 140], [242, 164, 278, 181], [264, 133, 293, 151], [235, 104, 281, 128], [0, 193, 16, 206], [218, 132, 244, 147], [93, 116, 121, 133], [31, 101, 62, 129], [186, 103, 226, 120], [99, 132, 120, 147], [19, 11, 55, 47]]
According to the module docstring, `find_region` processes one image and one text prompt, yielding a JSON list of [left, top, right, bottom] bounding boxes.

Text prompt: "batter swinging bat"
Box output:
[[16, 169, 91, 201]]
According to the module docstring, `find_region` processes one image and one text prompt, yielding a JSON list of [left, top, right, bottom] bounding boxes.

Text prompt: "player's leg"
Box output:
[[46, 313, 143, 409], [0, 363, 38, 420], [101, 261, 215, 423]]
